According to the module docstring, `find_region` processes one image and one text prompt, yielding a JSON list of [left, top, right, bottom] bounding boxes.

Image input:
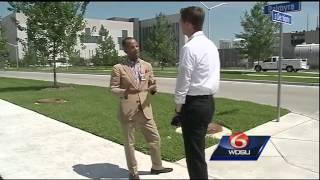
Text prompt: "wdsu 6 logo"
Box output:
[[210, 132, 270, 160]]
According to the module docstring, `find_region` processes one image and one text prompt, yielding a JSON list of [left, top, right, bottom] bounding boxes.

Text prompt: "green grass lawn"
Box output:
[[0, 77, 290, 161]]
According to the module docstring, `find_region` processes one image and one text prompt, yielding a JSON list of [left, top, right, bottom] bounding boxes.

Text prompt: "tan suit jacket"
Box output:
[[110, 58, 155, 120]]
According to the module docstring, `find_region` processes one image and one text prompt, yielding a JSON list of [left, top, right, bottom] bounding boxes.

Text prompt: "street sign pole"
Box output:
[[271, 9, 292, 122], [277, 23, 283, 122], [265, 2, 301, 122]]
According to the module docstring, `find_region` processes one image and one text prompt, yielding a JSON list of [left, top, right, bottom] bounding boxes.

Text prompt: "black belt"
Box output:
[[186, 95, 213, 99]]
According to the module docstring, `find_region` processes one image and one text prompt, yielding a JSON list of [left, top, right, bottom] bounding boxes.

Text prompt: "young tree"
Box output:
[[235, 2, 279, 68], [143, 13, 176, 70], [8, 2, 89, 87], [92, 25, 118, 66], [21, 47, 38, 67]]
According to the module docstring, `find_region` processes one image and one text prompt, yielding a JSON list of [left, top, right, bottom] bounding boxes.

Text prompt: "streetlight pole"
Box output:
[[200, 2, 229, 41], [6, 42, 19, 69]]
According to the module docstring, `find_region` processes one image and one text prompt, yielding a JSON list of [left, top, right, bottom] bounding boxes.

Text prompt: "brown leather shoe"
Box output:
[[129, 173, 140, 180], [150, 167, 173, 174]]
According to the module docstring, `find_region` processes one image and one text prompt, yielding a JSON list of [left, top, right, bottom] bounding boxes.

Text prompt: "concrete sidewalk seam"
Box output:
[[290, 112, 319, 120], [272, 115, 315, 136], [270, 139, 318, 174], [272, 137, 319, 143]]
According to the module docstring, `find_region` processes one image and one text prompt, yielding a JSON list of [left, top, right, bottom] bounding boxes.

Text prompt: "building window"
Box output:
[[89, 36, 100, 43], [291, 33, 305, 46], [85, 28, 91, 35], [122, 30, 128, 38], [118, 37, 123, 50], [81, 35, 100, 44]]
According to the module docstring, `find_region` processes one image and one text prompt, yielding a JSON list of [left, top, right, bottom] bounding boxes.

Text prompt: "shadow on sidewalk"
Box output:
[[72, 163, 151, 179]]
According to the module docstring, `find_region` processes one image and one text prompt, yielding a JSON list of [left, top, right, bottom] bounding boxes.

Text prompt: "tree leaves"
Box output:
[[92, 25, 118, 66], [8, 2, 89, 86], [143, 13, 177, 68], [236, 2, 279, 67], [0, 21, 9, 62]]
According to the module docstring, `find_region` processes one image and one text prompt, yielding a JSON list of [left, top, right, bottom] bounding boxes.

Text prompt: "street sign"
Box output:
[[264, 2, 301, 14], [272, 10, 292, 25], [264, 2, 302, 122]]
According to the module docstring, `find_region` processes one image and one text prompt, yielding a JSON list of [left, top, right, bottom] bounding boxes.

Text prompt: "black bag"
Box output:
[[171, 113, 182, 127]]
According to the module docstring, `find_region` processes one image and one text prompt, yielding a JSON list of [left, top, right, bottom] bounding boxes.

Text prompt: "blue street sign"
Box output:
[[272, 10, 292, 25], [264, 2, 301, 14]]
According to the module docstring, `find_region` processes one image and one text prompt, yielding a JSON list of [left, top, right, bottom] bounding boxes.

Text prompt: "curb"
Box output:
[[221, 78, 320, 86]]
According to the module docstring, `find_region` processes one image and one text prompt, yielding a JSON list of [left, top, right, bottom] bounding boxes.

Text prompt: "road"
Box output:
[[0, 71, 318, 119]]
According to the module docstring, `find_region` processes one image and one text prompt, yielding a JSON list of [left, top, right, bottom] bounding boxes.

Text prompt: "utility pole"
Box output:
[[200, 2, 229, 41], [307, 13, 309, 31]]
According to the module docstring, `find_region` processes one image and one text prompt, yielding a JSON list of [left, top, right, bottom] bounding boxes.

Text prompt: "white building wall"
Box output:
[[1, 12, 134, 62], [75, 18, 133, 59], [16, 13, 28, 59], [1, 13, 20, 63]]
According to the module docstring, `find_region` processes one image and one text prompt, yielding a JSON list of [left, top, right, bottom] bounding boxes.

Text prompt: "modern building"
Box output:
[[274, 28, 319, 68], [0, 13, 26, 62], [219, 38, 244, 49], [139, 13, 187, 60], [1, 12, 187, 65], [219, 28, 319, 69], [0, 12, 134, 63], [109, 13, 187, 62], [75, 17, 133, 58], [219, 39, 232, 49], [106, 17, 140, 46], [272, 28, 319, 58]]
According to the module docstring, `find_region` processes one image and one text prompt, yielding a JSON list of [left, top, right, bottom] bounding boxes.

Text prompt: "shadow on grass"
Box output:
[[214, 109, 240, 131], [72, 163, 151, 179], [216, 109, 240, 116], [0, 86, 51, 93]]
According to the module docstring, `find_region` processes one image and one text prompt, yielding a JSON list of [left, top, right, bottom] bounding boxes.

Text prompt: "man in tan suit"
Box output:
[[110, 37, 173, 179]]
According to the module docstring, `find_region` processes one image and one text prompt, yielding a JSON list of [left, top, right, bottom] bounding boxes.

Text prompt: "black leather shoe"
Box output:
[[129, 173, 140, 180], [150, 167, 173, 174]]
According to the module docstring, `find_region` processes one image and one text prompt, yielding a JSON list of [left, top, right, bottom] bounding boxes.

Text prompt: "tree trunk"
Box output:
[[161, 59, 164, 71], [53, 42, 58, 88], [249, 59, 254, 68]]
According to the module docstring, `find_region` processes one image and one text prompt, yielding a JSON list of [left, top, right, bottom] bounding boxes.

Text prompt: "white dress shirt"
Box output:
[[174, 31, 220, 104]]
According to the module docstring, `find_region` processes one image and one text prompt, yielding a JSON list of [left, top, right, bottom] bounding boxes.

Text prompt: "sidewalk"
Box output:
[[0, 99, 318, 179], [178, 113, 319, 179]]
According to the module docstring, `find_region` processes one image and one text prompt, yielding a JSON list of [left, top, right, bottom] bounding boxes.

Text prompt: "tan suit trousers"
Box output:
[[119, 109, 163, 175]]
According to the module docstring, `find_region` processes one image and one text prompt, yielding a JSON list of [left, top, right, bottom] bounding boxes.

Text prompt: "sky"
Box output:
[[1, 1, 319, 45]]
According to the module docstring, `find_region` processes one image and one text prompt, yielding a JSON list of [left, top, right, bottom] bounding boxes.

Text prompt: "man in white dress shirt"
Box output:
[[174, 6, 220, 179]]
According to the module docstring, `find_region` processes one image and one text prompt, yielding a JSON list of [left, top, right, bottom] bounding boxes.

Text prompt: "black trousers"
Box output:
[[181, 95, 214, 180]]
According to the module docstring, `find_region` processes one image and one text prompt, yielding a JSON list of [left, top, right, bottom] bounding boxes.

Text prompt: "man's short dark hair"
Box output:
[[180, 6, 205, 31], [122, 37, 136, 48]]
